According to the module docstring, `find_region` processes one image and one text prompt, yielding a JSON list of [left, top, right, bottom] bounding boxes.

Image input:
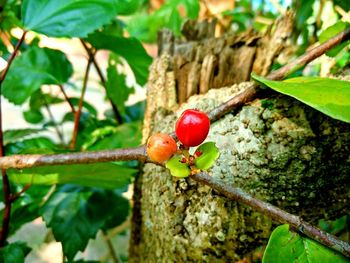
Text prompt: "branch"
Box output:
[[70, 58, 92, 150], [80, 40, 124, 124], [0, 146, 147, 169], [191, 172, 350, 258], [58, 84, 75, 114], [0, 30, 27, 247]]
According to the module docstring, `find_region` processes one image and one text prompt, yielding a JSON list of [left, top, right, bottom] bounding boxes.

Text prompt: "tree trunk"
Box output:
[[129, 14, 350, 262]]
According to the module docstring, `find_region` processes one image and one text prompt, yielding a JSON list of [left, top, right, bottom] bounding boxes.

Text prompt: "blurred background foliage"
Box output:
[[0, 0, 349, 262]]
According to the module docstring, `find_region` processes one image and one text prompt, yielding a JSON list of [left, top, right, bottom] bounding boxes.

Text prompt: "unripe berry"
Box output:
[[146, 133, 177, 163], [175, 109, 210, 147]]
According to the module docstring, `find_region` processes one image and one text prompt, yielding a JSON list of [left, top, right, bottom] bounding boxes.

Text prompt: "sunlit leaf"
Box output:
[[8, 163, 136, 189], [2, 47, 73, 105], [166, 155, 191, 178], [194, 142, 220, 170], [263, 224, 349, 263], [319, 21, 350, 57], [3, 128, 44, 145], [22, 0, 118, 37], [252, 74, 350, 123]]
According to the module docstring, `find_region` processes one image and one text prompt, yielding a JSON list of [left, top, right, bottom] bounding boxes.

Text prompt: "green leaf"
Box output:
[[83, 122, 142, 150], [263, 224, 349, 263], [0, 242, 31, 263], [5, 137, 57, 155], [69, 98, 97, 116], [102, 193, 129, 231], [166, 155, 191, 178], [3, 128, 44, 145], [87, 32, 152, 85], [23, 109, 44, 124], [21, 0, 118, 37], [319, 21, 350, 57], [2, 46, 73, 105], [114, 0, 142, 15], [106, 60, 134, 115], [41, 187, 124, 260], [194, 142, 220, 170], [252, 74, 350, 123], [8, 162, 136, 189]]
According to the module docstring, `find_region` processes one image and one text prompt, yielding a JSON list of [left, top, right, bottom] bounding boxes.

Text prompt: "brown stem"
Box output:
[[191, 172, 350, 258], [9, 183, 31, 202], [43, 95, 65, 145], [80, 39, 124, 124], [70, 58, 92, 150], [0, 146, 147, 169], [102, 230, 120, 263], [58, 84, 75, 114], [0, 30, 27, 247]]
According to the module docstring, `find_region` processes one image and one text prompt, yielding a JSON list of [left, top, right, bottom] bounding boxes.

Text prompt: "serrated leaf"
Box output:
[[252, 74, 350, 123], [0, 242, 31, 263], [41, 187, 123, 260], [263, 224, 349, 263], [3, 128, 44, 145], [8, 162, 136, 189], [319, 21, 350, 57], [194, 142, 220, 170], [86, 32, 152, 85], [106, 60, 134, 115], [2, 46, 73, 105], [21, 0, 118, 37], [166, 155, 191, 178]]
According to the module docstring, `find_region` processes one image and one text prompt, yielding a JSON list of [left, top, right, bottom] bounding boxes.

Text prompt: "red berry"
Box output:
[[146, 133, 177, 163], [175, 109, 210, 147]]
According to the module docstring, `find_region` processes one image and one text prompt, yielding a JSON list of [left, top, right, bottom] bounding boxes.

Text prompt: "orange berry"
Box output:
[[146, 133, 177, 163]]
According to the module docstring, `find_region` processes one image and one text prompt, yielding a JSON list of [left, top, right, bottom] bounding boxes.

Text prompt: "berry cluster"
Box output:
[[146, 109, 218, 177]]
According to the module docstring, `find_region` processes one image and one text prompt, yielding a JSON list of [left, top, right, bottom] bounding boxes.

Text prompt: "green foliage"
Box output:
[[3, 128, 44, 145], [0, 242, 31, 263], [8, 162, 136, 189], [194, 142, 220, 170], [127, 0, 199, 42], [41, 186, 129, 260], [319, 21, 350, 57], [87, 32, 152, 85], [2, 46, 73, 104], [166, 155, 191, 178], [263, 224, 349, 263], [21, 0, 118, 37], [106, 58, 135, 115], [252, 74, 350, 123]]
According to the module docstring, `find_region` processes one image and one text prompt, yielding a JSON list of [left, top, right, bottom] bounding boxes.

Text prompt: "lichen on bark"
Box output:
[[130, 82, 350, 262]]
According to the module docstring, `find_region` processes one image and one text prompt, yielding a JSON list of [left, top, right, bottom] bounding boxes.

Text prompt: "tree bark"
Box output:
[[129, 14, 350, 262]]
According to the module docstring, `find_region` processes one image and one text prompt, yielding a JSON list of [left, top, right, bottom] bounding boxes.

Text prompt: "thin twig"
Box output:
[[0, 146, 147, 169], [102, 230, 121, 263], [58, 84, 75, 114], [70, 58, 92, 150], [80, 40, 124, 124], [43, 95, 65, 145], [9, 183, 31, 202], [0, 30, 27, 247], [191, 172, 350, 257]]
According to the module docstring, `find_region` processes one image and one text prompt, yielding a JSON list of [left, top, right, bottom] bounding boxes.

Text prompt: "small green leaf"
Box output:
[[86, 32, 152, 85], [263, 224, 349, 263], [7, 163, 136, 189], [0, 242, 31, 263], [3, 128, 44, 145], [319, 21, 350, 57], [21, 0, 118, 37], [194, 142, 220, 170], [2, 47, 73, 105], [252, 74, 350, 123], [23, 109, 44, 124], [166, 155, 191, 178]]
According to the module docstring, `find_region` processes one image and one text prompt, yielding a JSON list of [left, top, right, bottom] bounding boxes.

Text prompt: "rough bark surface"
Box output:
[[130, 13, 350, 262]]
